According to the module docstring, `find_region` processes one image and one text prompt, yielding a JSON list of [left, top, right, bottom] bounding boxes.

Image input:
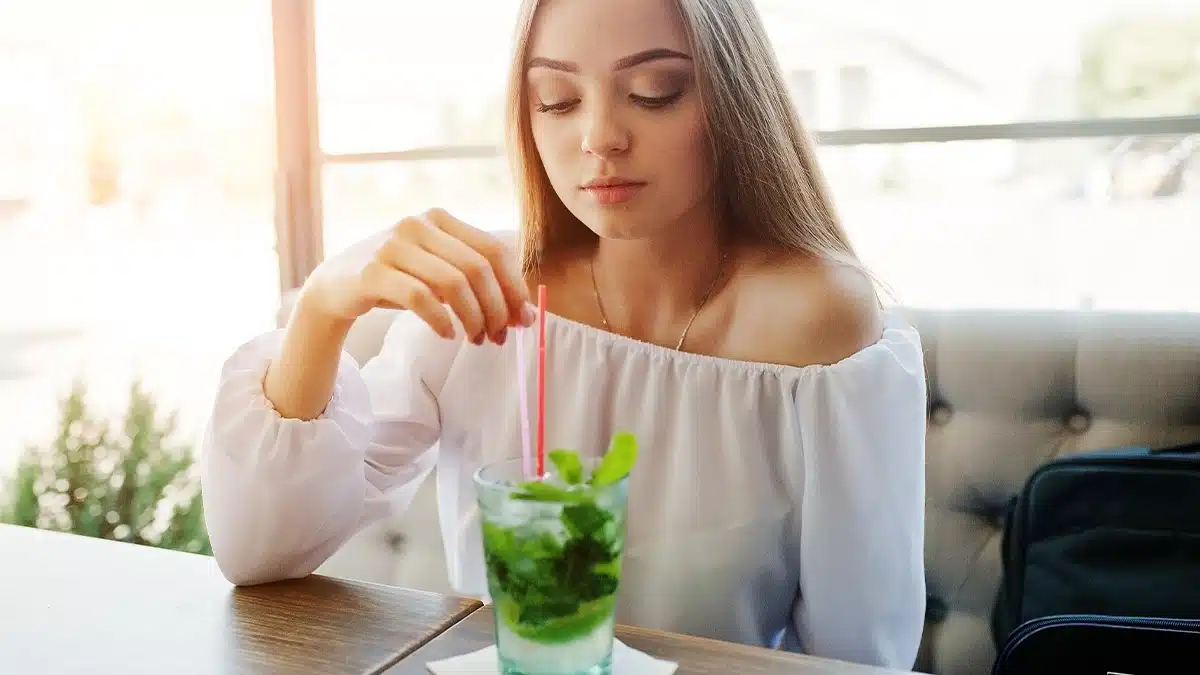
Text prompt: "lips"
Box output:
[[582, 178, 646, 205]]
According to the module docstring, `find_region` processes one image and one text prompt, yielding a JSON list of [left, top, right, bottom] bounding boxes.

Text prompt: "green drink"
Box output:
[[473, 433, 637, 675]]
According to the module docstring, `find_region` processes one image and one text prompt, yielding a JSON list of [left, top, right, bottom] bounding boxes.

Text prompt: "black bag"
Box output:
[[991, 440, 1200, 647], [992, 614, 1200, 675]]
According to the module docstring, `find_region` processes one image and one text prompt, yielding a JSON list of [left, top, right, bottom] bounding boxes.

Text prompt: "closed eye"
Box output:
[[535, 99, 579, 114], [630, 91, 683, 109]]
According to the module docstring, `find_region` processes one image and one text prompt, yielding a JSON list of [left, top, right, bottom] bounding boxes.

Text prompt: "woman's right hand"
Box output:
[[300, 208, 535, 346]]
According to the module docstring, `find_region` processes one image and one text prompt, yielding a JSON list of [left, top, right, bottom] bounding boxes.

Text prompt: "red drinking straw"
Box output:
[[536, 284, 547, 477]]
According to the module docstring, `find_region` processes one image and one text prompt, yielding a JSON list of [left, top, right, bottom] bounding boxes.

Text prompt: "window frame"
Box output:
[[271, 0, 1200, 305]]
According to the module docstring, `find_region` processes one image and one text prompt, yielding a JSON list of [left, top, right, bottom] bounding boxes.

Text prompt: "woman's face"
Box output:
[[525, 0, 716, 241]]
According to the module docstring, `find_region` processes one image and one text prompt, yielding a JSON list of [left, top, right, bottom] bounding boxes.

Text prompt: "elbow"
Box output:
[[203, 498, 318, 587], [890, 571, 928, 670], [221, 570, 270, 588], [198, 448, 355, 589], [203, 490, 339, 587], [796, 526, 927, 668], [869, 521, 927, 668], [868, 544, 927, 669], [837, 581, 927, 670], [211, 545, 314, 587], [200, 475, 361, 588], [862, 608, 926, 671], [857, 572, 928, 669], [794, 584, 926, 670], [212, 553, 282, 587]]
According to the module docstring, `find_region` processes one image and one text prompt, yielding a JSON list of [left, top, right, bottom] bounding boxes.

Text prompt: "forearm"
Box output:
[[264, 294, 357, 421]]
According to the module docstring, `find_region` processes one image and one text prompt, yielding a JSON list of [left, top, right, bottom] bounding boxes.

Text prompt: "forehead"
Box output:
[[528, 0, 690, 67]]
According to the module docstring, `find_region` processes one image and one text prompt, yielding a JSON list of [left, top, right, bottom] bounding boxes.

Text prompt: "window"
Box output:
[[837, 66, 870, 129], [295, 0, 1200, 316], [789, 69, 820, 127], [754, 0, 1200, 126], [315, 1, 520, 156], [0, 2, 279, 473], [314, 1, 522, 251], [816, 135, 1199, 311], [323, 157, 518, 255]]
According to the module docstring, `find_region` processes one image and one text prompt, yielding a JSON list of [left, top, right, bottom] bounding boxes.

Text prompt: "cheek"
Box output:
[[531, 119, 575, 186], [651, 107, 713, 195]]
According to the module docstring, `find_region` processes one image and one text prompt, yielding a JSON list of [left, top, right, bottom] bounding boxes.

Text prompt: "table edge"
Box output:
[[428, 606, 916, 675], [366, 598, 484, 675]]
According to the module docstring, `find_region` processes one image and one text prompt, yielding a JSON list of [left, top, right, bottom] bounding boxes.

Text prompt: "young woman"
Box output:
[[200, 0, 927, 668]]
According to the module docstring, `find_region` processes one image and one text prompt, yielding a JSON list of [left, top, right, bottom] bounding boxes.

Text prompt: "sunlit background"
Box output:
[[0, 0, 1197, 484]]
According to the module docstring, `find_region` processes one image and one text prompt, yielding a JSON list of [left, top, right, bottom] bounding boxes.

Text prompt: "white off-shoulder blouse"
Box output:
[[199, 307, 928, 669]]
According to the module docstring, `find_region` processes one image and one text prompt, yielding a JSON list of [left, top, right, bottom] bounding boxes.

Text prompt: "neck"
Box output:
[[590, 217, 725, 343]]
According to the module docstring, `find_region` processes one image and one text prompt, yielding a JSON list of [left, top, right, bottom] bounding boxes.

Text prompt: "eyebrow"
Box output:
[[527, 48, 692, 73]]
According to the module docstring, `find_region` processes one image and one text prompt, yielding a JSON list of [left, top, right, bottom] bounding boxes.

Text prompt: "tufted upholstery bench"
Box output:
[[280, 296, 1200, 675], [910, 309, 1200, 674]]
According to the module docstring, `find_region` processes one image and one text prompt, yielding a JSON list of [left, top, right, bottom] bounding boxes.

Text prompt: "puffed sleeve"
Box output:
[[199, 310, 461, 586], [786, 316, 927, 669]]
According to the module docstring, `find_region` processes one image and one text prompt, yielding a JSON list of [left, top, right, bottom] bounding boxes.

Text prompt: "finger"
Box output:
[[362, 262, 456, 339], [424, 209, 533, 327], [387, 239, 491, 343], [416, 212, 514, 340]]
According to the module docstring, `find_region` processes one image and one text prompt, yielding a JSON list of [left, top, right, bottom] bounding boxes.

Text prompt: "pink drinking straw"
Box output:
[[514, 328, 533, 478], [536, 285, 547, 477]]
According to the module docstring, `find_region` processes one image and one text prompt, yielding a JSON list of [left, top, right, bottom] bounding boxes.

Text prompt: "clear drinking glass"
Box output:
[[474, 457, 631, 675]]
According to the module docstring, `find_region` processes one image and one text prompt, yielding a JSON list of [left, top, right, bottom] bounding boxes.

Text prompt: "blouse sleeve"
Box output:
[[199, 310, 461, 586], [787, 320, 928, 669]]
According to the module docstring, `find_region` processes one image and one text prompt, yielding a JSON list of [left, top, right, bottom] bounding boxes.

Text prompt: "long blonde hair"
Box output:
[[504, 0, 864, 277]]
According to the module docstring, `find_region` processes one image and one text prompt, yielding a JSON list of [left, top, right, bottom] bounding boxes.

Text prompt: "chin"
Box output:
[[571, 205, 663, 241]]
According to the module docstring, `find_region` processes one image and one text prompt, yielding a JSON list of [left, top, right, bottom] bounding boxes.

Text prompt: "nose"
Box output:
[[580, 103, 630, 158]]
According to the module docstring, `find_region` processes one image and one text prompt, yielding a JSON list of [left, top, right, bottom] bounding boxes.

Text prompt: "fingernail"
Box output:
[[493, 328, 508, 346], [472, 333, 485, 346], [521, 303, 537, 326]]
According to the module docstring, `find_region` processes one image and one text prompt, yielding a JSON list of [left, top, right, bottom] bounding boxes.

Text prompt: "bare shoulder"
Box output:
[[730, 248, 883, 368]]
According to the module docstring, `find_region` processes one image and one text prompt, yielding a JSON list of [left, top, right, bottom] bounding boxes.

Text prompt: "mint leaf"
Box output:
[[561, 502, 611, 539], [548, 448, 584, 484], [589, 432, 638, 487], [482, 521, 514, 558]]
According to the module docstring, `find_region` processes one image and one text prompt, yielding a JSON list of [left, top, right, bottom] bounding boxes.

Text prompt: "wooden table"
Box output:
[[385, 606, 915, 675], [0, 524, 480, 674]]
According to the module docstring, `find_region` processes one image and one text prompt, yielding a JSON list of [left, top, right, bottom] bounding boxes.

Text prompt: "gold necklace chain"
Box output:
[[590, 250, 728, 351]]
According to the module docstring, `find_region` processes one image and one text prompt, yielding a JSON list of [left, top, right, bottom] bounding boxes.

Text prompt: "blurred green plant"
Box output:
[[1078, 13, 1200, 118], [0, 379, 211, 555]]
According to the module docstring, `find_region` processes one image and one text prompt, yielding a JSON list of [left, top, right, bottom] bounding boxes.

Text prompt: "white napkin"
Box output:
[[424, 639, 678, 675]]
